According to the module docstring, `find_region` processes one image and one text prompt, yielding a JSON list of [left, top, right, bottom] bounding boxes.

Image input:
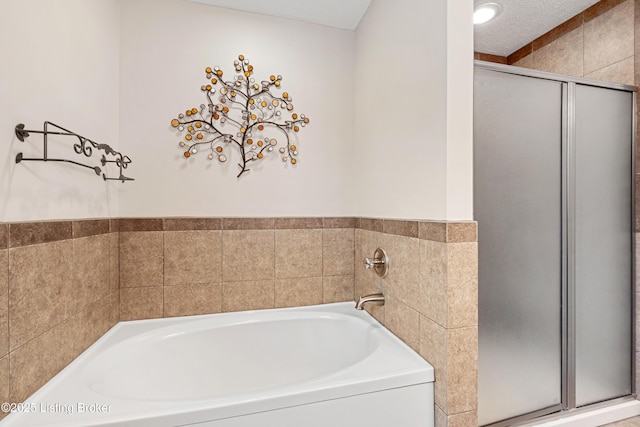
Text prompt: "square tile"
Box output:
[[384, 295, 420, 352], [447, 327, 478, 414], [585, 56, 634, 85], [222, 280, 274, 312], [420, 315, 448, 412], [9, 317, 77, 402], [447, 243, 478, 329], [420, 240, 448, 327], [164, 231, 221, 286], [533, 26, 584, 77], [72, 235, 110, 312], [119, 232, 163, 288], [323, 275, 354, 303], [222, 230, 274, 281], [120, 287, 163, 321], [275, 277, 323, 308], [584, 0, 634, 75], [275, 229, 322, 279], [512, 54, 533, 68], [164, 283, 222, 317], [77, 295, 112, 353], [9, 241, 74, 350], [322, 228, 354, 276], [381, 233, 420, 310], [448, 411, 478, 427]]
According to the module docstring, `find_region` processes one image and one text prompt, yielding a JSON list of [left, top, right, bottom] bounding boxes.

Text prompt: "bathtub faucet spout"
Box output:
[[355, 293, 385, 310]]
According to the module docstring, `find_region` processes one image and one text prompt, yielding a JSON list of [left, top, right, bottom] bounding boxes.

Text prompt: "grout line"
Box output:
[[4, 247, 9, 403], [272, 227, 276, 308], [321, 229, 325, 303], [582, 12, 586, 78], [161, 226, 166, 318], [584, 55, 635, 77], [218, 229, 223, 311], [116, 231, 120, 322]]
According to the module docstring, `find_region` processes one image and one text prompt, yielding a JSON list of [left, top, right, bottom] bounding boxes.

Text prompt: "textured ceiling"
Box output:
[[474, 0, 601, 57], [188, 0, 372, 30], [190, 0, 601, 56]]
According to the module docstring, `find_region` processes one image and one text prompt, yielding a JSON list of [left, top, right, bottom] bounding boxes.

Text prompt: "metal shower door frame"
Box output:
[[474, 60, 636, 427]]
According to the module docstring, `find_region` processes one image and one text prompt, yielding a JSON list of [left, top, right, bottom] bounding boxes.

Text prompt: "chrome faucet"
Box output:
[[355, 293, 385, 310]]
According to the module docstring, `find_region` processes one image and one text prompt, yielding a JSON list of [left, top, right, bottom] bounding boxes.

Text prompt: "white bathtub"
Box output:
[[2, 302, 434, 427]]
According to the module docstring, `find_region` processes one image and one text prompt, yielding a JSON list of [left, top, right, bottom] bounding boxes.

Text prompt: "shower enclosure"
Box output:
[[474, 62, 634, 426]]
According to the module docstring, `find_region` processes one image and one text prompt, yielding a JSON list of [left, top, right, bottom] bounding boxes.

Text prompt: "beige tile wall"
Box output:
[[0, 220, 119, 419], [510, 0, 634, 85], [355, 219, 478, 427], [0, 216, 477, 427], [119, 218, 356, 320]]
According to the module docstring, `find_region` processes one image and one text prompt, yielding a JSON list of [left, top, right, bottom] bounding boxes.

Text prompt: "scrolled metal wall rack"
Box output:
[[14, 121, 134, 182]]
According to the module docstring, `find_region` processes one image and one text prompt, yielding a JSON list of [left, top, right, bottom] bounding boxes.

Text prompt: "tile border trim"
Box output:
[[474, 52, 507, 64], [1, 217, 477, 248], [358, 218, 477, 243], [506, 0, 626, 65], [9, 221, 73, 248], [474, 0, 628, 66], [6, 219, 115, 248]]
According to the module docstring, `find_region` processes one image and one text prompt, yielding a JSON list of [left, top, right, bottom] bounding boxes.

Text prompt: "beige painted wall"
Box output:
[[118, 0, 357, 218], [354, 0, 474, 221], [0, 0, 121, 222]]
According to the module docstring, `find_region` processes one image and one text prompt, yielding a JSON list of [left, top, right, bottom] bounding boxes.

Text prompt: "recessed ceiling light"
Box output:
[[474, 3, 502, 25]]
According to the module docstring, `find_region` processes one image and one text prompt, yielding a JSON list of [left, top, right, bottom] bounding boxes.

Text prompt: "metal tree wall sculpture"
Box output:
[[170, 54, 310, 178]]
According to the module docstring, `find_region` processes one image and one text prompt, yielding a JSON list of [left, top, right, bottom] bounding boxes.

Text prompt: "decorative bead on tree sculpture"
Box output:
[[170, 54, 310, 178]]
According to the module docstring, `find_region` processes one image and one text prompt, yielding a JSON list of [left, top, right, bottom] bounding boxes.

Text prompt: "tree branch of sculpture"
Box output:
[[170, 54, 310, 178]]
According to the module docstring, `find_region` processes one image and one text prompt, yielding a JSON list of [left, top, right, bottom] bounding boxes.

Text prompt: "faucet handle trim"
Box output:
[[364, 247, 389, 278]]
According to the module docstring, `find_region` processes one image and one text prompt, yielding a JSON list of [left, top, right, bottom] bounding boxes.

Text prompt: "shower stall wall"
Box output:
[[474, 63, 634, 427]]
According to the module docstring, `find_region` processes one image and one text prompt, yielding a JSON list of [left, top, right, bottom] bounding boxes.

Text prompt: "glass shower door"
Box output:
[[475, 64, 634, 426], [475, 68, 564, 426], [574, 84, 632, 407]]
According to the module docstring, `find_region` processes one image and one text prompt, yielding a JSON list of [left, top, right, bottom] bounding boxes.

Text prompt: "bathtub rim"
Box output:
[[2, 302, 434, 427]]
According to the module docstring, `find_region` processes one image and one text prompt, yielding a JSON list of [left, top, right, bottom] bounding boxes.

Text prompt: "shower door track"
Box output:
[[475, 60, 636, 427]]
